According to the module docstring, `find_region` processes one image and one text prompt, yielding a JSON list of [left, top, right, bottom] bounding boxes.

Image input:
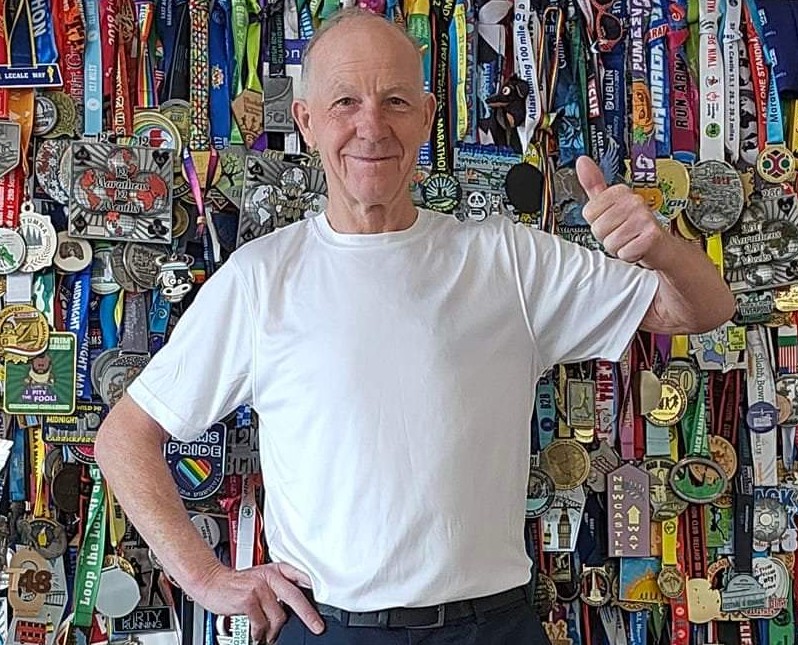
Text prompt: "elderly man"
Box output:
[[95, 8, 735, 645]]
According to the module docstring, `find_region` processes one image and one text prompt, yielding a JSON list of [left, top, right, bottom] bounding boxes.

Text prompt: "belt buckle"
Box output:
[[406, 605, 445, 630]]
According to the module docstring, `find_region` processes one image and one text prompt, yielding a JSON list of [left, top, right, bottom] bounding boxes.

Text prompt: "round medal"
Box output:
[[33, 94, 58, 136], [24, 518, 68, 559], [669, 456, 728, 504], [110, 244, 141, 292], [645, 380, 687, 426], [643, 458, 689, 521], [579, 567, 612, 607], [124, 243, 170, 290], [421, 173, 462, 213], [706, 436, 738, 481], [53, 231, 92, 273], [172, 202, 191, 238], [655, 158, 690, 219], [775, 375, 798, 426], [661, 359, 700, 400], [91, 348, 121, 395], [534, 574, 557, 618], [541, 439, 590, 489], [753, 497, 788, 543], [0, 228, 26, 274], [51, 463, 81, 514], [133, 110, 183, 152], [95, 562, 141, 618], [0, 304, 49, 359], [191, 514, 222, 549], [746, 401, 779, 433], [685, 160, 744, 233], [99, 353, 150, 407], [526, 465, 556, 518], [658, 565, 686, 599], [757, 144, 796, 184], [504, 163, 544, 214], [18, 204, 57, 272], [777, 393, 792, 425]]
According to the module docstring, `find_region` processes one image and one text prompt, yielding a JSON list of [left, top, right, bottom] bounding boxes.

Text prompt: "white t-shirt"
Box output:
[[128, 209, 659, 611]]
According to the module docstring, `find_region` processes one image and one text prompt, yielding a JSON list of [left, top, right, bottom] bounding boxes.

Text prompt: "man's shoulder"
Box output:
[[231, 216, 317, 268]]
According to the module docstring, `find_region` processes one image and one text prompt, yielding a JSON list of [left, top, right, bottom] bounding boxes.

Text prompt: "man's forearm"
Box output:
[[642, 232, 736, 334], [95, 395, 224, 594]]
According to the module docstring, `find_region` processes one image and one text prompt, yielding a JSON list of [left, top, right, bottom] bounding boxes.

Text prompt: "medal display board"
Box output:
[[0, 0, 798, 643]]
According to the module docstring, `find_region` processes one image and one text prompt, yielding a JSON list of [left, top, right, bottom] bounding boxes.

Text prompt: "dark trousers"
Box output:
[[274, 598, 551, 644]]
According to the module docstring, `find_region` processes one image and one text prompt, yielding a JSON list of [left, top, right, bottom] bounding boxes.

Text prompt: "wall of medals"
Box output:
[[0, 0, 797, 642]]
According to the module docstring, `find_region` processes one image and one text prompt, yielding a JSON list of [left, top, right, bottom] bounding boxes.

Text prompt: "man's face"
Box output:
[[292, 19, 435, 211]]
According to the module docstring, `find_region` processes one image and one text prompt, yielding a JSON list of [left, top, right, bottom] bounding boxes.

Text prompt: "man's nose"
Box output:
[[355, 102, 390, 141]]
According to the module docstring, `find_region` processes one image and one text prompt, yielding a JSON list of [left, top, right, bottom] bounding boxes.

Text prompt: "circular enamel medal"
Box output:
[[757, 144, 796, 184], [0, 228, 26, 274], [421, 173, 462, 213]]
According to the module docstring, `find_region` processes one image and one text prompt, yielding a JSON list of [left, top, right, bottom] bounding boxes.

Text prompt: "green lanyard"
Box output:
[[73, 466, 107, 627]]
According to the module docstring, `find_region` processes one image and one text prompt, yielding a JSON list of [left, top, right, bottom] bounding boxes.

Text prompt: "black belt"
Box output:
[[311, 584, 531, 629]]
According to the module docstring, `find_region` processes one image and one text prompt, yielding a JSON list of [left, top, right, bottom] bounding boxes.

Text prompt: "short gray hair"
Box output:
[[297, 8, 425, 98]]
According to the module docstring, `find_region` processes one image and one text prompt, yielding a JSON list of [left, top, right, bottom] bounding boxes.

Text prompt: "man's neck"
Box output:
[[325, 197, 418, 234]]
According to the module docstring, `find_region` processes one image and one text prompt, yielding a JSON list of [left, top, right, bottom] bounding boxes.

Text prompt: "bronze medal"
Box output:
[[541, 440, 591, 489], [657, 565, 686, 599]]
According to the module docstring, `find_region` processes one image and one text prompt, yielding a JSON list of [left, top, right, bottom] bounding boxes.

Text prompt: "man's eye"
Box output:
[[333, 97, 356, 107], [389, 97, 408, 106]]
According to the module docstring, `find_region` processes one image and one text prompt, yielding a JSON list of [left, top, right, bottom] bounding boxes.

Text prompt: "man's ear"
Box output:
[[420, 92, 436, 144], [292, 99, 316, 149]]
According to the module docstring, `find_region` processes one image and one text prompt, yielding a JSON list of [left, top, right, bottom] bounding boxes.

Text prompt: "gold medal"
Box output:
[[541, 439, 590, 489], [0, 304, 50, 362], [657, 565, 685, 599], [655, 159, 691, 219], [757, 143, 796, 184], [645, 380, 688, 426]]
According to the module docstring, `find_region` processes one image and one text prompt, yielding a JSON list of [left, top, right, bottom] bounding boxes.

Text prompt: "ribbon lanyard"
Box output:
[[7, 0, 58, 66], [73, 466, 108, 627], [745, 325, 779, 486], [745, 0, 796, 183], [513, 0, 542, 155], [628, 0, 656, 187], [451, 0, 466, 141], [137, 0, 158, 109], [648, 0, 670, 157], [742, 0, 768, 155], [188, 0, 211, 150], [66, 269, 92, 401], [83, 0, 103, 135], [407, 0, 432, 167], [698, 0, 724, 161], [420, 0, 460, 213], [575, 7, 610, 165], [721, 0, 742, 163], [667, 0, 697, 163], [209, 0, 233, 148], [734, 421, 755, 575]]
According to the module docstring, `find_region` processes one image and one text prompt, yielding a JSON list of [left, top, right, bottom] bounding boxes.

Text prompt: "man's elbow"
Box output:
[[94, 396, 167, 474]]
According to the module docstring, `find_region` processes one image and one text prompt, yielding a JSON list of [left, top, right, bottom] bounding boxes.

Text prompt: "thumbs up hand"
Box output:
[[576, 155, 665, 268]]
